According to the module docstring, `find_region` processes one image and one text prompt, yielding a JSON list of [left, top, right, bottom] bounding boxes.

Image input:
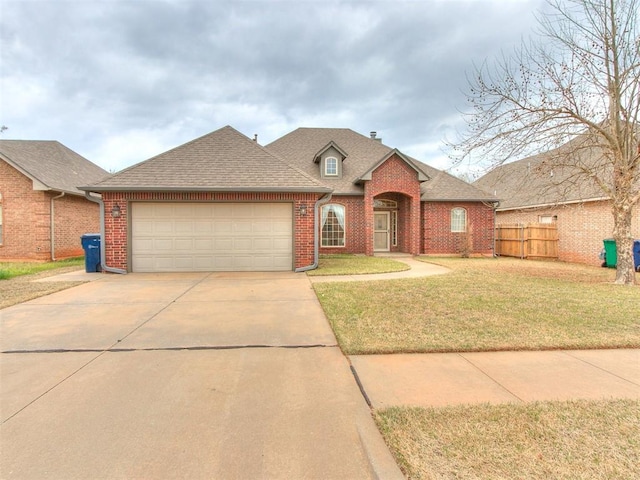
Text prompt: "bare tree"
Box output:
[[453, 0, 639, 285]]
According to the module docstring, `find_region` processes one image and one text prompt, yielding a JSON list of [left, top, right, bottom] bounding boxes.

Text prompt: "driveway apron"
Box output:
[[0, 272, 402, 479]]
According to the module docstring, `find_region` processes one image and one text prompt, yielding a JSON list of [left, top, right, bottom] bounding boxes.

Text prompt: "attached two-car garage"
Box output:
[[131, 203, 293, 272]]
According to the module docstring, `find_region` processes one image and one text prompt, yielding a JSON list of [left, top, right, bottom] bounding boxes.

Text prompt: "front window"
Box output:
[[321, 204, 345, 247], [451, 207, 467, 233], [325, 157, 338, 176]]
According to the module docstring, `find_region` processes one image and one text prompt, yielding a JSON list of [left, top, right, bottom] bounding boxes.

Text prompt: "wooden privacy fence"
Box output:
[[495, 223, 559, 259]]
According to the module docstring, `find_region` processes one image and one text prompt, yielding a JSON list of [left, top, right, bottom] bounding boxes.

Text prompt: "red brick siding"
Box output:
[[422, 202, 495, 255], [0, 160, 99, 260], [365, 155, 422, 255], [102, 191, 323, 271], [318, 196, 365, 254], [496, 201, 640, 265]]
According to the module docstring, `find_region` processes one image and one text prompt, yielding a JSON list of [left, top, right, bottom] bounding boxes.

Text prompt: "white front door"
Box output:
[[373, 212, 390, 252]]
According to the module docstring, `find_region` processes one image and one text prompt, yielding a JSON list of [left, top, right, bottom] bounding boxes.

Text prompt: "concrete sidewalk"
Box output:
[[350, 349, 640, 409]]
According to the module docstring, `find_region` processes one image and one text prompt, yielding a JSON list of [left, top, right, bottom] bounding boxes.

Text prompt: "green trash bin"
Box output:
[[603, 238, 617, 268]]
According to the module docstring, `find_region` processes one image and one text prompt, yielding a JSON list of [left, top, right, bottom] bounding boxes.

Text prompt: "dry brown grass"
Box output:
[[0, 266, 86, 309], [375, 399, 640, 480], [314, 257, 639, 354], [306, 254, 410, 276]]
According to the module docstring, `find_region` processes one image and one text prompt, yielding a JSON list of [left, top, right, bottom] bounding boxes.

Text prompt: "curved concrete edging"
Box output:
[[307, 256, 451, 283]]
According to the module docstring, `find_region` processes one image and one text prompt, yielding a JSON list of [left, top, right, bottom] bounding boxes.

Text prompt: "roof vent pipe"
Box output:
[[253, 134, 258, 142], [370, 131, 377, 139]]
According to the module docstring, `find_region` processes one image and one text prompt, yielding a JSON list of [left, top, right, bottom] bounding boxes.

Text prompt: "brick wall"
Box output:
[[496, 200, 640, 265], [101, 191, 323, 271], [365, 154, 422, 255], [0, 160, 99, 260], [318, 195, 365, 254], [51, 193, 100, 259], [422, 202, 495, 255]]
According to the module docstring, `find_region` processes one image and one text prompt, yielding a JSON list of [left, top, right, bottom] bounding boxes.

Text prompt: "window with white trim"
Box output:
[[538, 215, 557, 224], [325, 157, 338, 176], [321, 204, 345, 247], [451, 207, 467, 233]]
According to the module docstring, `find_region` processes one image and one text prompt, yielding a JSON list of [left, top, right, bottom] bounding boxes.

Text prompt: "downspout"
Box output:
[[50, 192, 65, 260], [295, 193, 332, 273], [84, 191, 127, 274]]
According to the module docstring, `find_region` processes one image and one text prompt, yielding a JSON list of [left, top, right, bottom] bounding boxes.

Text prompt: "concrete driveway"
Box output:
[[1, 272, 402, 479]]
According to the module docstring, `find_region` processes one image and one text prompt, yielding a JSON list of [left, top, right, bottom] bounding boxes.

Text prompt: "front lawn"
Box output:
[[305, 254, 410, 276], [313, 257, 639, 354], [0, 257, 84, 280], [0, 258, 87, 309], [376, 399, 640, 480]]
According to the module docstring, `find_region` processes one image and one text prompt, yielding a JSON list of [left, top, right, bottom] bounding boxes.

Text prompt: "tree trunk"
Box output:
[[612, 202, 637, 285]]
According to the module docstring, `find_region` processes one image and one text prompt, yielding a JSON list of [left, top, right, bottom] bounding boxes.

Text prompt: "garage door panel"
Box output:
[[253, 238, 272, 250], [234, 221, 253, 233], [215, 220, 233, 233], [132, 203, 293, 272], [153, 239, 174, 251], [194, 239, 214, 251], [175, 239, 194, 251]]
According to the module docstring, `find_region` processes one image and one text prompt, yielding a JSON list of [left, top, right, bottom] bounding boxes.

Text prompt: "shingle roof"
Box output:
[[416, 161, 499, 202], [267, 127, 496, 201], [474, 137, 610, 210], [267, 128, 396, 194], [0, 140, 109, 196], [83, 126, 330, 193]]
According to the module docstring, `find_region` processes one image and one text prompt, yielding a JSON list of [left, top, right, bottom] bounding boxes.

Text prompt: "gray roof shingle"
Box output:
[[474, 137, 611, 210], [268, 127, 496, 201], [83, 126, 330, 193], [0, 140, 109, 195]]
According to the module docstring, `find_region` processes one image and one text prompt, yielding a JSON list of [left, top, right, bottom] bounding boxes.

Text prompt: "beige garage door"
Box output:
[[131, 203, 293, 272]]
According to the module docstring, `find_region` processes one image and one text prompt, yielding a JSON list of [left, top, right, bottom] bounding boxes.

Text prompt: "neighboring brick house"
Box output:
[[0, 140, 109, 261], [474, 142, 640, 266], [82, 126, 497, 273]]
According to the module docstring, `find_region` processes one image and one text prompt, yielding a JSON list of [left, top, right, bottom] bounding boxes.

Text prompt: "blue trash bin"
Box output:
[[81, 233, 101, 273], [634, 240, 640, 272]]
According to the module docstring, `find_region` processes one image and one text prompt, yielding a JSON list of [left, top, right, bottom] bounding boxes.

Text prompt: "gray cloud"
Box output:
[[1, 0, 544, 172]]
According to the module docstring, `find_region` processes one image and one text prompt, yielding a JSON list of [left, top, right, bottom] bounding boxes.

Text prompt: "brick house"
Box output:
[[0, 140, 109, 261], [474, 142, 640, 266], [82, 126, 497, 273]]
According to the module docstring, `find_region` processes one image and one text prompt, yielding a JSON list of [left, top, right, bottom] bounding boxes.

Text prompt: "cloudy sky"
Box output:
[[1, 0, 545, 176]]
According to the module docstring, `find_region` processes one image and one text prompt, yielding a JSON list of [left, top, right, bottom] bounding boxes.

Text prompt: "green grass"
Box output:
[[305, 254, 410, 276], [375, 399, 640, 480], [0, 257, 84, 280], [313, 257, 639, 354]]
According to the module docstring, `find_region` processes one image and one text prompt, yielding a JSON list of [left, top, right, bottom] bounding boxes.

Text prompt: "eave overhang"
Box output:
[[79, 185, 333, 194]]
